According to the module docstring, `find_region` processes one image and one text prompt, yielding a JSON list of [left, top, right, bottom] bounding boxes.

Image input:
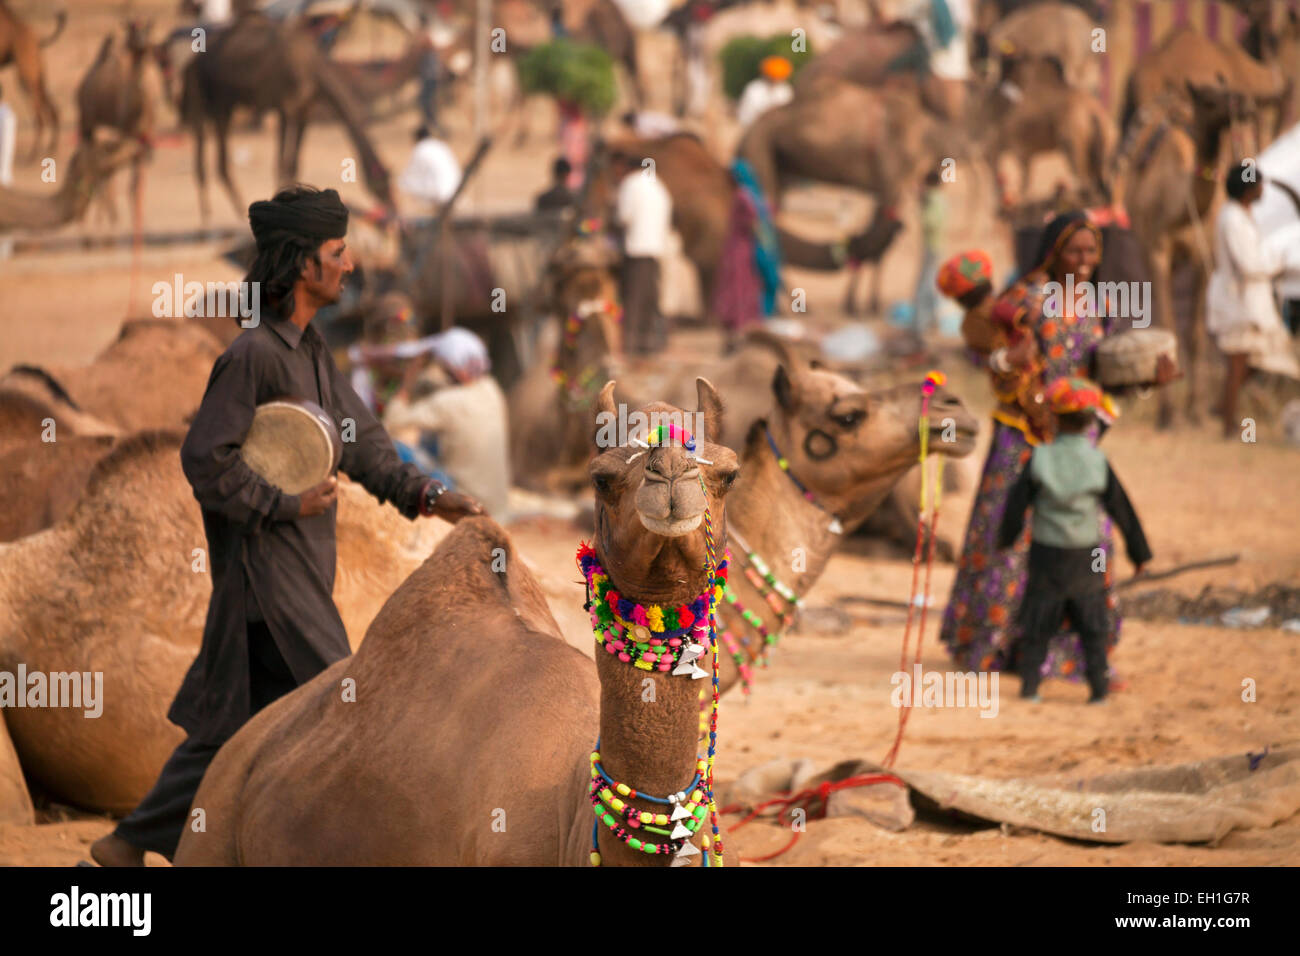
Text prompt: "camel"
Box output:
[[0, 428, 116, 542], [0, 1, 64, 160], [0, 717, 29, 824], [584, 132, 909, 317], [180, 11, 394, 220], [75, 19, 157, 226], [508, 233, 623, 492], [979, 1, 1100, 94], [793, 19, 968, 121], [979, 67, 1117, 207], [174, 380, 738, 866], [0, 137, 144, 233], [0, 318, 224, 432], [734, 81, 939, 313], [0, 430, 449, 814], [1113, 83, 1246, 427], [1120, 26, 1286, 150]]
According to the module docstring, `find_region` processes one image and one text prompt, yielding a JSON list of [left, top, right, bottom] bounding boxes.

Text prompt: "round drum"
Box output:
[[1095, 328, 1178, 388], [240, 399, 342, 495]]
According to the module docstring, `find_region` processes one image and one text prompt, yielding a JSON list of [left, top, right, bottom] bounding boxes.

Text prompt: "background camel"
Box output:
[[181, 11, 394, 219], [585, 132, 908, 317], [0, 1, 64, 160], [0, 137, 143, 232], [75, 18, 156, 226], [980, 1, 1101, 94], [1, 318, 223, 432], [0, 430, 449, 814], [175, 380, 739, 866], [1114, 82, 1249, 427]]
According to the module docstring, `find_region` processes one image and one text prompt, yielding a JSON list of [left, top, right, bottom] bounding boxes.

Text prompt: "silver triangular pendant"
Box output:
[[828, 517, 844, 535], [670, 802, 693, 821], [671, 840, 700, 866], [670, 820, 693, 840], [672, 659, 694, 676], [689, 663, 708, 679], [679, 642, 705, 662]]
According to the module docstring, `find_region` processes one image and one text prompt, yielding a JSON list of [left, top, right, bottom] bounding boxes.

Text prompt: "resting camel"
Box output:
[[0, 138, 144, 233], [174, 381, 738, 866], [585, 132, 908, 317], [1, 318, 223, 432], [0, 1, 64, 160], [1113, 83, 1246, 428], [735, 81, 939, 314], [181, 11, 394, 220], [75, 19, 156, 226], [0, 431, 449, 814]]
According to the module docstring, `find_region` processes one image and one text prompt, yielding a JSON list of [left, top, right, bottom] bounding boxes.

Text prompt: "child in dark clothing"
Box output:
[[997, 377, 1152, 704]]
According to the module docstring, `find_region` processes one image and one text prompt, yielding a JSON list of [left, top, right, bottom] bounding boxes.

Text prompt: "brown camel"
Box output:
[[75, 19, 156, 226], [734, 81, 939, 314], [0, 715, 30, 825], [979, 67, 1117, 206], [0, 371, 119, 456], [174, 380, 739, 866], [0, 137, 144, 232], [0, 428, 116, 542], [0, 430, 450, 814], [1113, 83, 1246, 427], [1120, 26, 1286, 149], [508, 232, 623, 492], [585, 132, 909, 317], [980, 1, 1100, 94], [793, 19, 968, 121], [0, 1, 64, 160], [1, 318, 223, 432], [181, 11, 394, 220]]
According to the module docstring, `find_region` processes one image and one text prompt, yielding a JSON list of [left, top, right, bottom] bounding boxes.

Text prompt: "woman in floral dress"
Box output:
[[938, 211, 1124, 686]]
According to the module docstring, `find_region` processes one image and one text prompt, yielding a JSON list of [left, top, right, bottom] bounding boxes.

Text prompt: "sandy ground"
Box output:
[[1, 2, 1297, 866]]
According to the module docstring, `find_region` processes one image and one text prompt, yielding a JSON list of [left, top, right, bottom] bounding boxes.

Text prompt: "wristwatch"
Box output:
[[419, 479, 448, 517]]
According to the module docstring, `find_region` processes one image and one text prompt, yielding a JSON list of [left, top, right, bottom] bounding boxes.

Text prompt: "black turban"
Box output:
[[248, 186, 349, 252]]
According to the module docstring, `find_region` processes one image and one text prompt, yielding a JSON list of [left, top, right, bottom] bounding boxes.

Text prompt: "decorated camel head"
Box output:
[[547, 235, 623, 406]]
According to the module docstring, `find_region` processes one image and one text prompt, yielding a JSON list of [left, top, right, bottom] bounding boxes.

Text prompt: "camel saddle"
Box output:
[[1095, 329, 1179, 388], [239, 399, 342, 495]]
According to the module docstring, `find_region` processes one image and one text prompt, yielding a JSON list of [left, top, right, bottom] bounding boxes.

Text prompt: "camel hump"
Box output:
[[76, 429, 186, 508], [375, 515, 564, 643], [4, 364, 80, 411], [112, 316, 224, 356]]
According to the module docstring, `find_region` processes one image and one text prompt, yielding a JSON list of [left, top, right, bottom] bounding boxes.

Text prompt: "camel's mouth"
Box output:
[[637, 511, 704, 537]]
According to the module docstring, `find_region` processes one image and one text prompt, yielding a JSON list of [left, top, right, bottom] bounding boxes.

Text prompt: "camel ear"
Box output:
[[695, 377, 723, 445], [592, 380, 618, 449], [773, 364, 799, 412]]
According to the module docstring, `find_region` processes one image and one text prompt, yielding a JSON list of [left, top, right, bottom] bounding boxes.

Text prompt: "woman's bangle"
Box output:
[[989, 347, 1011, 374]]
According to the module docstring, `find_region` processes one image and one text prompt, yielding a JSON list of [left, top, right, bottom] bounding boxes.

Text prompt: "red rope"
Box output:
[[720, 772, 906, 862]]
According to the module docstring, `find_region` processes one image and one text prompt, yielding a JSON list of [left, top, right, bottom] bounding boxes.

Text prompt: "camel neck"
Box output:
[[589, 545, 720, 866]]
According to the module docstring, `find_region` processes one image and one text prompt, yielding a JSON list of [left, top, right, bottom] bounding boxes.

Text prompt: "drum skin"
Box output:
[[1095, 328, 1178, 388], [239, 399, 343, 495]]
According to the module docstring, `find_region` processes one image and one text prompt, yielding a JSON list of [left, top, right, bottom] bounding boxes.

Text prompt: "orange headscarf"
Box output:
[[760, 56, 793, 81]]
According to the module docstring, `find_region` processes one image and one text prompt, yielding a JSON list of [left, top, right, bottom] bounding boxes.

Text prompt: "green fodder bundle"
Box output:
[[720, 34, 814, 102], [517, 39, 617, 116]]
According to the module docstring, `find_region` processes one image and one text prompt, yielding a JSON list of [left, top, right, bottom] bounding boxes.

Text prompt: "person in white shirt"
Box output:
[[736, 56, 794, 129], [1208, 164, 1300, 439], [398, 126, 463, 211], [615, 153, 673, 355], [0, 83, 15, 259]]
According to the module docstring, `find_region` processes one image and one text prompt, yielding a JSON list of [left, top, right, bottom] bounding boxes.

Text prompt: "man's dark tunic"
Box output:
[[173, 312, 429, 744]]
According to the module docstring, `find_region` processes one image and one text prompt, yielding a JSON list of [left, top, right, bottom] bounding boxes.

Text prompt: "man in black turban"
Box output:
[[92, 185, 483, 866]]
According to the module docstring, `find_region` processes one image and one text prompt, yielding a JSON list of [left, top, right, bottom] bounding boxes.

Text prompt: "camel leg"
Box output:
[[1184, 255, 1210, 425], [285, 115, 308, 185], [192, 116, 210, 223], [842, 263, 862, 316], [868, 262, 883, 316], [213, 113, 245, 220], [1148, 244, 1176, 429]]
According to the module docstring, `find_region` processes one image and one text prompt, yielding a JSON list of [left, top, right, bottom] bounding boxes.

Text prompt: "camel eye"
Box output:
[[593, 474, 612, 494], [718, 469, 739, 490], [833, 410, 865, 429]]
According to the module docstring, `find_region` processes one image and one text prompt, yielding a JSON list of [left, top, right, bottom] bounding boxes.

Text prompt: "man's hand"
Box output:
[[1131, 563, 1147, 578], [1153, 353, 1181, 386], [431, 489, 484, 523], [298, 477, 338, 517]]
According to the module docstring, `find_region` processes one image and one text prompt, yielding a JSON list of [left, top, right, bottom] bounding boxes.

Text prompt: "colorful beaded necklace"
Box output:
[[580, 423, 725, 866], [550, 300, 621, 407], [763, 424, 844, 535]]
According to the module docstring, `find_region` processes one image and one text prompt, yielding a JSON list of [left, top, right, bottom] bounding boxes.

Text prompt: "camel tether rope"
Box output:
[[578, 423, 725, 866], [721, 373, 948, 861]]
